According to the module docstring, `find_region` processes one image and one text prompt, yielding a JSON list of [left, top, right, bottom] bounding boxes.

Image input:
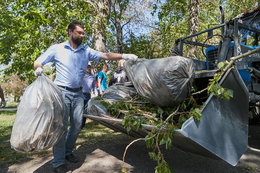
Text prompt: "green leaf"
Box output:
[[214, 73, 221, 81], [212, 83, 221, 91], [226, 89, 234, 98], [157, 107, 163, 114], [149, 152, 157, 161], [165, 137, 172, 149], [222, 92, 230, 101], [121, 167, 127, 173], [188, 98, 194, 105], [126, 126, 131, 133], [192, 108, 202, 122], [218, 62, 225, 70], [152, 113, 157, 118], [159, 138, 166, 145], [158, 134, 163, 142], [122, 119, 126, 126], [181, 101, 186, 109]]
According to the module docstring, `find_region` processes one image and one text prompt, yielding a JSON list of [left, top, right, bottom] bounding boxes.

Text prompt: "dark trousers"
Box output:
[[81, 93, 91, 129]]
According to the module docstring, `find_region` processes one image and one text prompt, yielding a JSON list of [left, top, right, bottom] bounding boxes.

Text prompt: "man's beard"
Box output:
[[72, 35, 83, 46]]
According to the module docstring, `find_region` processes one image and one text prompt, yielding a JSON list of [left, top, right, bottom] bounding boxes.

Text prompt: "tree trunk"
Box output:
[[187, 0, 200, 59], [111, 0, 129, 54], [116, 20, 123, 53], [92, 0, 111, 75]]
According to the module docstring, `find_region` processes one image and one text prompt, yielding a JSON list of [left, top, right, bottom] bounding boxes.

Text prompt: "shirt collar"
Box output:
[[64, 40, 84, 51], [85, 72, 93, 76]]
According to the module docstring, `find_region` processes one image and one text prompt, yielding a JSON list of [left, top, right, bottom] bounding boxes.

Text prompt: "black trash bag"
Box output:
[[124, 56, 195, 107], [87, 84, 137, 116], [10, 75, 66, 153]]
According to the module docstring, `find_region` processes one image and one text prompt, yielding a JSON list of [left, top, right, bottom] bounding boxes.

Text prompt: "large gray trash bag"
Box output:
[[102, 84, 137, 102], [10, 75, 66, 153], [87, 85, 137, 116], [124, 56, 195, 107]]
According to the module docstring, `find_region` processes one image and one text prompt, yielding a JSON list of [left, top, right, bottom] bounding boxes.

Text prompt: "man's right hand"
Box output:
[[34, 67, 43, 76], [121, 54, 138, 61]]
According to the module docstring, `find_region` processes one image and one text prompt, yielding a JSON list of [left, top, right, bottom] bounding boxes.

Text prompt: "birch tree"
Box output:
[[85, 0, 111, 75]]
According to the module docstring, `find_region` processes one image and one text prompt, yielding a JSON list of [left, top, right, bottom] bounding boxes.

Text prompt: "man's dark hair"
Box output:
[[67, 20, 84, 36]]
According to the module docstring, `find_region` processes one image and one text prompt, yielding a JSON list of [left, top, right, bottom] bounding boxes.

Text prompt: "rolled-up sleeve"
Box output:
[[86, 47, 102, 63], [36, 45, 56, 66]]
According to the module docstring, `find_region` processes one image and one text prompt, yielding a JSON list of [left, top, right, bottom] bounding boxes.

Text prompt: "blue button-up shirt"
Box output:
[[36, 40, 102, 88], [82, 73, 98, 96]]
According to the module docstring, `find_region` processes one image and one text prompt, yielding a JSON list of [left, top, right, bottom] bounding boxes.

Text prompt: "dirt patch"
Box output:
[[0, 116, 14, 121], [1, 125, 260, 173]]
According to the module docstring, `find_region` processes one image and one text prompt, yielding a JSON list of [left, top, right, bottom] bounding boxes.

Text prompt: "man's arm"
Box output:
[[98, 77, 103, 96], [33, 44, 56, 76], [100, 52, 138, 61], [34, 61, 43, 69], [100, 53, 122, 61], [34, 44, 56, 69]]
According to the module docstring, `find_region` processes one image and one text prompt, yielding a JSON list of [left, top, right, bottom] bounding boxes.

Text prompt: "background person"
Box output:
[[34, 20, 138, 173], [108, 59, 128, 86], [0, 86, 6, 108], [81, 62, 98, 129], [97, 64, 108, 96]]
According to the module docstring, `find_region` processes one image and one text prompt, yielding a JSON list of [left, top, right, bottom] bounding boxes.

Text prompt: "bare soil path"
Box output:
[[1, 124, 260, 173]]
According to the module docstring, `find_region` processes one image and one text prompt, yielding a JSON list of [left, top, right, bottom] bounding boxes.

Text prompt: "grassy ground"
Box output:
[[4, 102, 19, 108], [0, 103, 127, 167]]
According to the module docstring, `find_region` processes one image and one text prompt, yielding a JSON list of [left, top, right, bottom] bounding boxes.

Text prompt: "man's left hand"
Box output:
[[34, 67, 43, 77], [122, 54, 138, 61]]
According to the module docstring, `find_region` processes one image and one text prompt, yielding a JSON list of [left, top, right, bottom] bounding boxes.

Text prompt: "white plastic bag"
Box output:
[[10, 75, 66, 152]]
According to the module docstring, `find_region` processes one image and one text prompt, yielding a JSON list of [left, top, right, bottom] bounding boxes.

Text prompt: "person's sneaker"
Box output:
[[65, 153, 79, 163], [53, 164, 72, 173]]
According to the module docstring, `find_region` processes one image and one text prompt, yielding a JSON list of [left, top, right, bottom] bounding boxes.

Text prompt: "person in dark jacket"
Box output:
[[0, 86, 6, 108], [109, 59, 128, 86]]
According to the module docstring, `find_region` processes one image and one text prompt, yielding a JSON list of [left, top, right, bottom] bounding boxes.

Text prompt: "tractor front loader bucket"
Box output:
[[85, 68, 249, 166]]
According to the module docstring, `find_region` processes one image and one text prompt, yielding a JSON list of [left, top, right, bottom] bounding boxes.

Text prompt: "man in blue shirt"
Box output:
[[97, 64, 108, 96], [34, 20, 138, 173], [81, 62, 97, 129]]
